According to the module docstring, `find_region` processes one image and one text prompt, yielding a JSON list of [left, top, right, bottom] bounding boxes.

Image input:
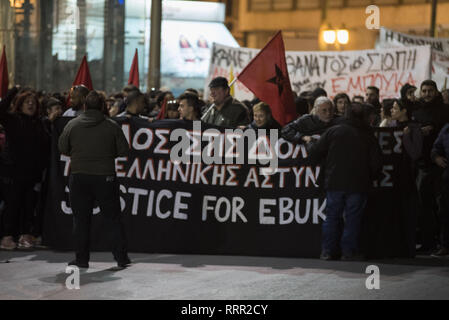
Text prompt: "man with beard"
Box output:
[[63, 85, 90, 117], [412, 80, 449, 253], [365, 86, 381, 126]]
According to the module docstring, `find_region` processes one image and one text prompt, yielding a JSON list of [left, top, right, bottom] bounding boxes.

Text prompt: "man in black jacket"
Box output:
[[59, 90, 130, 269], [281, 96, 339, 144], [412, 80, 449, 252], [307, 103, 382, 260]]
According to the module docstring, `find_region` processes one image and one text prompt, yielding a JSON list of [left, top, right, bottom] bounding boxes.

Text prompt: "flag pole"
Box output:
[[228, 78, 237, 88], [201, 78, 238, 121]]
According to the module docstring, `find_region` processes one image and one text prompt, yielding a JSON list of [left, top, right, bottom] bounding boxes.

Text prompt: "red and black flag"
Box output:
[[237, 31, 296, 126]]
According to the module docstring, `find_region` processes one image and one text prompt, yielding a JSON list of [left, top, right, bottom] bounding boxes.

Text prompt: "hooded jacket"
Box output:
[[58, 109, 129, 175], [307, 118, 382, 192]]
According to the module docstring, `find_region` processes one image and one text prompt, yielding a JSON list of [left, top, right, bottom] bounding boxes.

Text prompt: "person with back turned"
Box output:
[[307, 103, 382, 260], [58, 90, 131, 269]]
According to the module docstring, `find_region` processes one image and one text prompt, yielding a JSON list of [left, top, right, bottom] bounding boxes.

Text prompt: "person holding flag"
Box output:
[[202, 76, 249, 128]]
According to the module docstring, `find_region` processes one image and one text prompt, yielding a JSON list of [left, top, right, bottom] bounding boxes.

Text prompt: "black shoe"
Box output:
[[68, 260, 89, 269], [431, 247, 449, 258], [117, 256, 132, 268], [320, 253, 335, 261]]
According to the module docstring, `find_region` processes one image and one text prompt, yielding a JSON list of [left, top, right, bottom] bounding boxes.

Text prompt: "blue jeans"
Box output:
[[322, 191, 368, 257]]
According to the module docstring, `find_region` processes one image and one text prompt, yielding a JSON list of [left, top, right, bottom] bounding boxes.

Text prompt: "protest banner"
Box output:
[[43, 118, 414, 259], [378, 27, 449, 90], [204, 43, 431, 102]]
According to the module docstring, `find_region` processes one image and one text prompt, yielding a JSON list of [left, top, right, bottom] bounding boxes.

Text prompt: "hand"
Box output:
[[421, 125, 433, 136], [148, 117, 155, 123], [302, 136, 312, 143], [435, 155, 448, 168], [403, 126, 410, 135], [48, 111, 60, 122]]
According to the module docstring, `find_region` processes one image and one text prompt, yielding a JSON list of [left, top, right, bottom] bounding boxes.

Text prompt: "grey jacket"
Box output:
[[58, 109, 129, 175]]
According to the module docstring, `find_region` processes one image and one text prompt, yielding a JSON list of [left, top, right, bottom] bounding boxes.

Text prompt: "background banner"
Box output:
[[378, 27, 449, 90], [203, 43, 431, 101]]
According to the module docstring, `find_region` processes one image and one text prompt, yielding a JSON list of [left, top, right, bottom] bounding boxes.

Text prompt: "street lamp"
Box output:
[[337, 29, 349, 44], [321, 27, 349, 50], [323, 30, 336, 44]]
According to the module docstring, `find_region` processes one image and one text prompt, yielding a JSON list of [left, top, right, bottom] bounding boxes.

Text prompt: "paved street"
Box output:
[[0, 250, 448, 300]]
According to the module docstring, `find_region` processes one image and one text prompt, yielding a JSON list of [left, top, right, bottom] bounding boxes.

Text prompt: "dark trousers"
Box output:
[[322, 191, 367, 257], [0, 177, 37, 237], [33, 169, 48, 237], [416, 167, 441, 249], [438, 178, 449, 248], [69, 174, 127, 263]]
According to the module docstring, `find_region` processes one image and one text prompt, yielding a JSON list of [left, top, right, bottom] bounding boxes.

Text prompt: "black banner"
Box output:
[[43, 118, 414, 259]]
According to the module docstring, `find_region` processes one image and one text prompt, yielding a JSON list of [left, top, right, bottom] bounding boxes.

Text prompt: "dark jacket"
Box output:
[[0, 94, 50, 182], [58, 109, 129, 175], [412, 96, 449, 168], [431, 123, 449, 163], [307, 119, 382, 192], [202, 96, 250, 128], [247, 118, 282, 130], [281, 114, 341, 144], [432, 123, 449, 182]]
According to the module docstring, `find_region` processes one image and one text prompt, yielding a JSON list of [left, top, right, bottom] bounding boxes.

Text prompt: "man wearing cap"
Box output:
[[202, 77, 249, 128]]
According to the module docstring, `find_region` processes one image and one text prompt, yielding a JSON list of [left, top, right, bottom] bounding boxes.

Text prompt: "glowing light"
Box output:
[[337, 29, 349, 44], [323, 30, 336, 44]]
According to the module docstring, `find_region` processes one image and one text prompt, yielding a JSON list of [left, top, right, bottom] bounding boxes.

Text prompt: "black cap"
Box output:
[[312, 87, 327, 99], [209, 77, 229, 89]]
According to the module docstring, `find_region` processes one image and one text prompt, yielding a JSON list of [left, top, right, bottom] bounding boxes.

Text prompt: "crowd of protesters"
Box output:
[[1, 76, 449, 261]]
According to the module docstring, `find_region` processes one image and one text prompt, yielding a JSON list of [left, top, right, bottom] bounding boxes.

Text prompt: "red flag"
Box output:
[[0, 46, 8, 100], [128, 49, 140, 87], [73, 55, 93, 90], [156, 97, 168, 120], [237, 31, 296, 126], [66, 55, 93, 108]]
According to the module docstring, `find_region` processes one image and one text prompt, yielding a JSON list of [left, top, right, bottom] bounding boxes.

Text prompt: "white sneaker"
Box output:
[[18, 234, 34, 249], [0, 236, 17, 250]]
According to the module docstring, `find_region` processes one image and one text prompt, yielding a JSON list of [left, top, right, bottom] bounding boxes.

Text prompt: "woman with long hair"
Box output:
[[0, 90, 50, 250]]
